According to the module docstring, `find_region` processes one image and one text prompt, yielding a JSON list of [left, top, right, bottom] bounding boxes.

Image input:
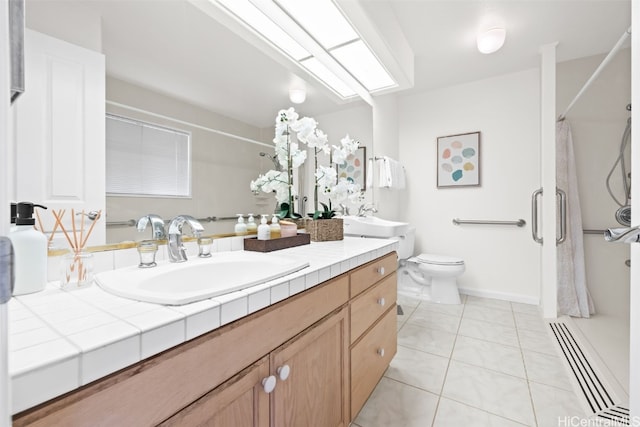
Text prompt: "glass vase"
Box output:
[[60, 250, 94, 289]]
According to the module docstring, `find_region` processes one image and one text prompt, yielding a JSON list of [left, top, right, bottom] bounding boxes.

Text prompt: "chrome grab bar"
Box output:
[[583, 229, 607, 235], [106, 216, 237, 227], [452, 218, 526, 227], [531, 188, 543, 244], [106, 219, 137, 227], [556, 188, 567, 245]]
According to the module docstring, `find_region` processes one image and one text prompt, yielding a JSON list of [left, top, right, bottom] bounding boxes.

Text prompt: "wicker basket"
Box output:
[[305, 218, 344, 242]]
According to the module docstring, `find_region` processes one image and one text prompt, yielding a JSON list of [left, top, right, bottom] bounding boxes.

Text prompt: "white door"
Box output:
[[13, 30, 106, 246]]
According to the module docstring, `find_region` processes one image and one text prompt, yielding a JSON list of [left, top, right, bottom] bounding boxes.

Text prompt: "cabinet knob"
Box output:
[[377, 297, 385, 307], [377, 348, 385, 357], [262, 375, 277, 393], [377, 266, 385, 276], [277, 364, 291, 381]]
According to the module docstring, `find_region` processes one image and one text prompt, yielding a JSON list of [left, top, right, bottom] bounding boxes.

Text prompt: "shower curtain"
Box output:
[[556, 120, 595, 317]]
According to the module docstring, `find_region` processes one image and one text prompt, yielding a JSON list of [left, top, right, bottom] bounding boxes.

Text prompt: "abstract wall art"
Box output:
[[336, 146, 366, 190], [437, 131, 480, 188]]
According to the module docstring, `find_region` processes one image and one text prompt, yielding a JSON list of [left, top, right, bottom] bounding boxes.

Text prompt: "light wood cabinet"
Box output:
[[13, 275, 350, 427], [159, 356, 270, 427], [13, 253, 396, 427], [270, 306, 349, 427], [348, 252, 398, 420], [162, 306, 349, 427]]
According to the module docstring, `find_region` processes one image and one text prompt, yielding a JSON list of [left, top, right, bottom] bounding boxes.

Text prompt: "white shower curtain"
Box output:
[[556, 120, 595, 317]]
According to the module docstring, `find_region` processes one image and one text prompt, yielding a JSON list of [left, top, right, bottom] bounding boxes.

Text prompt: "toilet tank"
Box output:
[[391, 226, 415, 260]]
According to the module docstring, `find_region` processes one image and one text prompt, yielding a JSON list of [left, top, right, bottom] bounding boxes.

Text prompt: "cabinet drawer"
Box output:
[[350, 273, 397, 344], [350, 305, 397, 420], [350, 252, 397, 298]]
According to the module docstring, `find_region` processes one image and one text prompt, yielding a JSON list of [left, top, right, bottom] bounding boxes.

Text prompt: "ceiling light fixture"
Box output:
[[477, 27, 506, 54], [289, 88, 306, 104]]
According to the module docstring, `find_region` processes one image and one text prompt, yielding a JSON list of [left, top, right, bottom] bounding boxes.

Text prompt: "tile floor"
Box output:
[[352, 294, 589, 427]]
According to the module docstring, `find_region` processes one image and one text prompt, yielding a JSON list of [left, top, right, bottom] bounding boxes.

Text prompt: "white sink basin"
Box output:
[[342, 215, 409, 238], [95, 251, 309, 305]]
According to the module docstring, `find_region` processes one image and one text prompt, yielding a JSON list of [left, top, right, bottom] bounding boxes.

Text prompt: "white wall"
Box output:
[[106, 77, 270, 243], [372, 95, 402, 220], [398, 69, 541, 302], [556, 49, 631, 319], [25, 0, 102, 52]]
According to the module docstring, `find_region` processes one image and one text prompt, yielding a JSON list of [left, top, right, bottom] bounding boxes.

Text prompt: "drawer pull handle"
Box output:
[[277, 364, 291, 381], [377, 297, 386, 307], [262, 375, 277, 393], [377, 266, 385, 276], [377, 348, 385, 357]]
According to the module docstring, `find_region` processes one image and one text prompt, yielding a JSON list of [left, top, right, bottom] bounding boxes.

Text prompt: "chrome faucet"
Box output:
[[136, 214, 166, 240], [167, 215, 205, 262], [357, 203, 378, 217]]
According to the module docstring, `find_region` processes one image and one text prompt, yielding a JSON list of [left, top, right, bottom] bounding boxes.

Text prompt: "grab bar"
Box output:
[[452, 218, 526, 227], [556, 188, 567, 245], [106, 216, 238, 227], [583, 229, 607, 235], [532, 188, 543, 244]]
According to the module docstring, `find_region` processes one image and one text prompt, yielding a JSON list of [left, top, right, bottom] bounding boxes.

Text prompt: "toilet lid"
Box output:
[[416, 253, 464, 266]]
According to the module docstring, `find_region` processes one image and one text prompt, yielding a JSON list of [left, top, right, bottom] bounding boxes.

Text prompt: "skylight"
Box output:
[[275, 0, 359, 49], [214, 0, 396, 101], [300, 57, 356, 98], [332, 40, 396, 91], [218, 0, 310, 61]]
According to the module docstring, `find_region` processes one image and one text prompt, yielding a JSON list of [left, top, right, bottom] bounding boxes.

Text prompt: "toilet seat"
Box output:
[[411, 253, 464, 266]]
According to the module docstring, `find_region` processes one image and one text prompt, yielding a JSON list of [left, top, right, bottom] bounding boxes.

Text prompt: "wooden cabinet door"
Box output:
[[270, 306, 349, 427], [159, 356, 270, 427]]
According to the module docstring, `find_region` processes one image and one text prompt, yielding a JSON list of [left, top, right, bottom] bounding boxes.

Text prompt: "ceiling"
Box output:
[[26, 0, 631, 128]]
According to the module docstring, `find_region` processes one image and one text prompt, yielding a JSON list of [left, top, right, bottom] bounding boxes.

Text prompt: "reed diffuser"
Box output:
[[51, 209, 102, 288]]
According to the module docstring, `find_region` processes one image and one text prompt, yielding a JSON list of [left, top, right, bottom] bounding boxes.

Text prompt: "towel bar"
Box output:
[[106, 216, 237, 227], [452, 218, 526, 227]]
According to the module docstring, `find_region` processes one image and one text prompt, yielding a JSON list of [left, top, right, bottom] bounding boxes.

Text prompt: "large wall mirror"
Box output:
[[22, 0, 370, 245]]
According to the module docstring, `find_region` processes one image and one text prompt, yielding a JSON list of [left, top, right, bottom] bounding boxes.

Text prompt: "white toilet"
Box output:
[[394, 227, 465, 304]]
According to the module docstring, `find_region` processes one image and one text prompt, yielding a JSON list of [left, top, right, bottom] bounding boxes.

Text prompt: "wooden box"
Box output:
[[243, 233, 311, 252]]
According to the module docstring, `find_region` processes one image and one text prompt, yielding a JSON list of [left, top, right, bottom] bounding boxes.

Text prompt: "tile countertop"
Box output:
[[8, 237, 398, 414]]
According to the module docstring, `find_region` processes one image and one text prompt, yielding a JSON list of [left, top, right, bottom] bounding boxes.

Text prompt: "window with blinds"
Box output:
[[106, 114, 191, 197]]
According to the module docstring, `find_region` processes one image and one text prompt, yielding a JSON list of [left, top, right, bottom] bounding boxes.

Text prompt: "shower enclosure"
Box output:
[[556, 48, 632, 400]]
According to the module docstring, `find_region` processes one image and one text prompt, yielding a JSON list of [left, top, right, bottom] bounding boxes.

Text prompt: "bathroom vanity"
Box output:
[[10, 239, 397, 426]]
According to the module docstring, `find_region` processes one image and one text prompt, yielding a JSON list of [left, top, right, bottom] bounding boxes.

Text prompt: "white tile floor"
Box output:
[[352, 294, 589, 427]]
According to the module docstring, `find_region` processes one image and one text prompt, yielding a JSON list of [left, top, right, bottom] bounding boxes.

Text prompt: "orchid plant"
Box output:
[[250, 107, 363, 219]]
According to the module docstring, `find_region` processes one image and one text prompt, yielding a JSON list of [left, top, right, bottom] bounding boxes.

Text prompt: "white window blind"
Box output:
[[106, 114, 191, 197]]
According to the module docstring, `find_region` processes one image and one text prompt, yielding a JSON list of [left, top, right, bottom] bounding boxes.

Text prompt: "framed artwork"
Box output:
[[437, 131, 480, 188], [336, 146, 367, 190]]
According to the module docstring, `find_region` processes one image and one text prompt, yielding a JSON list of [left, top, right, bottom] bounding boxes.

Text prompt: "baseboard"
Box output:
[[458, 287, 539, 306]]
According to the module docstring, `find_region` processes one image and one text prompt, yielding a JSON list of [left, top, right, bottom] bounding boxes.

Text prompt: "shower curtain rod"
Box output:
[[558, 25, 632, 121]]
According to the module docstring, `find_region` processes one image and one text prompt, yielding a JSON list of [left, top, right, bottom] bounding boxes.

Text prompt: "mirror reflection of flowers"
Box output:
[[250, 107, 363, 219]]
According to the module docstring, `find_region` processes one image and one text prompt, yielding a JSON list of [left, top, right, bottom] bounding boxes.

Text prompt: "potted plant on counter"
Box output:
[[250, 107, 362, 240]]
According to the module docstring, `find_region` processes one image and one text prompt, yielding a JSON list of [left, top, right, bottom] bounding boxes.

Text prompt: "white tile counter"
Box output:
[[8, 236, 397, 414]]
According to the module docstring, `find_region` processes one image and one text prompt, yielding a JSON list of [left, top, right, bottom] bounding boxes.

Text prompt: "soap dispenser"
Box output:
[[235, 214, 248, 236], [257, 214, 271, 240], [270, 214, 281, 239], [9, 202, 48, 295], [246, 213, 257, 234]]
